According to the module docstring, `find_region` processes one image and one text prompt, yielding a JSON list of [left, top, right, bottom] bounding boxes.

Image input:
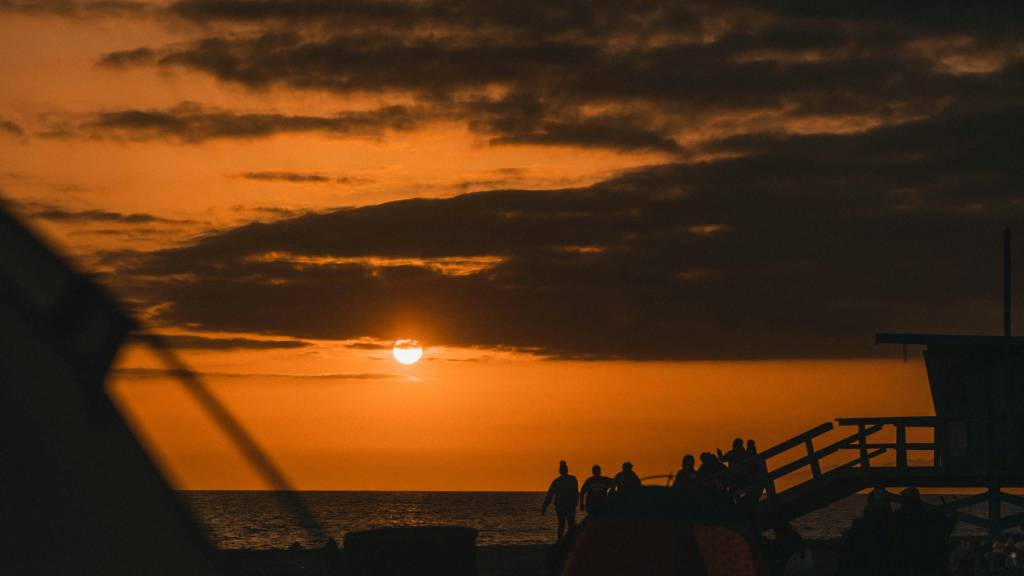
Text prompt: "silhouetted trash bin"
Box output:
[[344, 526, 477, 576]]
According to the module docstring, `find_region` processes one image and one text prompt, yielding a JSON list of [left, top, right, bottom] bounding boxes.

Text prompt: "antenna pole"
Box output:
[[988, 228, 1013, 537], [1005, 228, 1012, 338]]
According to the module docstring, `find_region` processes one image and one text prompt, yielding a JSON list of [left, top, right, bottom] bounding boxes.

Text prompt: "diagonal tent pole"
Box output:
[[131, 332, 327, 545]]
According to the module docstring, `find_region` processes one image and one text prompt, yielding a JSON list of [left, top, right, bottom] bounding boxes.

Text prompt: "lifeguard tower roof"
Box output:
[[876, 333, 1024, 348]]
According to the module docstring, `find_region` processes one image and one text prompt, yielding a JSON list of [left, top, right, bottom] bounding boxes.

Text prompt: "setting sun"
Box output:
[[392, 339, 423, 365]]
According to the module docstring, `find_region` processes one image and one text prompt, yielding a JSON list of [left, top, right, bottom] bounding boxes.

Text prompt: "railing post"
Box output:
[[896, 424, 907, 469], [988, 484, 1002, 538], [805, 438, 821, 479], [933, 420, 943, 468], [858, 424, 869, 469]]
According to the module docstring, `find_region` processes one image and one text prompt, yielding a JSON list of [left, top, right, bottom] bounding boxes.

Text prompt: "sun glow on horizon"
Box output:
[[392, 339, 423, 365]]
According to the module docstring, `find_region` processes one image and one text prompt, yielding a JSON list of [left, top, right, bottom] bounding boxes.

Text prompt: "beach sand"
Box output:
[[222, 544, 550, 575], [222, 541, 843, 575], [477, 545, 549, 576]]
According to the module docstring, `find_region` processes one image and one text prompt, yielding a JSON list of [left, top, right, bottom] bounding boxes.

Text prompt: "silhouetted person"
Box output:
[[717, 437, 748, 468], [892, 487, 930, 574], [697, 452, 727, 491], [863, 487, 892, 520], [542, 460, 579, 542], [744, 439, 761, 476], [842, 487, 893, 575], [612, 462, 641, 495], [579, 465, 613, 514], [672, 454, 697, 492], [740, 439, 766, 504], [717, 438, 750, 494], [768, 523, 805, 576], [891, 487, 954, 574]]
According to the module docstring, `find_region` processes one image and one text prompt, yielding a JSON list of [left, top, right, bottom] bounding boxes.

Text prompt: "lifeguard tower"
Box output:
[[745, 230, 1024, 537]]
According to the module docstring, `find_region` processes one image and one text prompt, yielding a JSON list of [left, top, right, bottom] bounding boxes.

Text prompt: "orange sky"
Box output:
[[108, 343, 934, 490], [2, 2, 1019, 491]]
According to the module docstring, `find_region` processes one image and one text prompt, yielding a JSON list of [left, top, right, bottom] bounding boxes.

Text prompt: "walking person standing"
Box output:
[[541, 460, 579, 542], [611, 462, 642, 495], [672, 454, 698, 492], [579, 465, 613, 514]]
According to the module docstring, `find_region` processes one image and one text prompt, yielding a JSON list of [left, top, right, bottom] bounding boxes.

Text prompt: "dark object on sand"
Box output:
[[344, 526, 478, 576], [555, 485, 763, 575]]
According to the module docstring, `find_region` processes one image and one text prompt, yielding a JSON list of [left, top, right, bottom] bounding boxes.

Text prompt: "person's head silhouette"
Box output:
[[682, 454, 695, 471], [746, 439, 757, 453], [592, 464, 602, 476], [732, 438, 744, 451], [559, 460, 569, 475], [622, 462, 633, 472], [900, 487, 921, 503]]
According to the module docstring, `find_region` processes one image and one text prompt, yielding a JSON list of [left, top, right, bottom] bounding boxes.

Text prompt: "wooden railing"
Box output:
[[721, 416, 947, 503], [835, 417, 942, 470], [697, 416, 1024, 534]]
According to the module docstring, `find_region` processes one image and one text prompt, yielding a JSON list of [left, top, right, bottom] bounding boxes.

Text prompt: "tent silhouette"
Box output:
[[0, 207, 224, 575]]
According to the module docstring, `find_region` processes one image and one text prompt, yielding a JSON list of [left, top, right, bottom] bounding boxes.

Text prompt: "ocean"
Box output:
[[182, 491, 992, 549]]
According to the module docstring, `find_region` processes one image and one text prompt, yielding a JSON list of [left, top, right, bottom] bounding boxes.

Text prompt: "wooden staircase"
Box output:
[[731, 417, 1024, 531]]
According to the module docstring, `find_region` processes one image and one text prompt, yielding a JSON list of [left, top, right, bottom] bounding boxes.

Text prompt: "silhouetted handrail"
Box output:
[[757, 422, 834, 460], [710, 422, 838, 499], [768, 424, 883, 481], [836, 416, 946, 426], [640, 474, 675, 486]]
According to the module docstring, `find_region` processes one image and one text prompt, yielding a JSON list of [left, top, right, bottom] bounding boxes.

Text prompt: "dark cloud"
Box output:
[[159, 334, 311, 350], [231, 205, 307, 219], [98, 46, 156, 67], [27, 206, 183, 224], [112, 367, 402, 380], [157, 0, 1021, 43], [0, 118, 24, 137], [466, 93, 680, 152], [63, 102, 423, 143], [334, 176, 374, 186], [0, 0, 151, 18], [233, 172, 374, 187], [487, 117, 680, 152], [107, 104, 1024, 360], [237, 171, 331, 183], [345, 339, 393, 350], [83, 1, 1023, 153]]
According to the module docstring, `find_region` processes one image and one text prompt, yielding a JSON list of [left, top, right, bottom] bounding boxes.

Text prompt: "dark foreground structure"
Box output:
[[0, 208, 221, 574]]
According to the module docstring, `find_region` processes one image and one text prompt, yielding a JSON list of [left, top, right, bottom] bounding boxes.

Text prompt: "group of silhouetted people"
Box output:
[[673, 437, 765, 507], [542, 439, 764, 541], [541, 460, 643, 541], [840, 487, 956, 576]]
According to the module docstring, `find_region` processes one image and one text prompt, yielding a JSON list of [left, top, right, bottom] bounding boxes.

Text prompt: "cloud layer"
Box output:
[[109, 102, 1024, 359], [48, 102, 422, 143], [78, 0, 1024, 153], [8, 1, 1024, 359]]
